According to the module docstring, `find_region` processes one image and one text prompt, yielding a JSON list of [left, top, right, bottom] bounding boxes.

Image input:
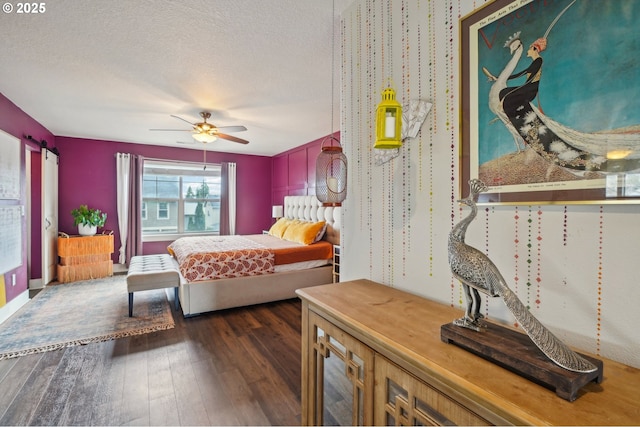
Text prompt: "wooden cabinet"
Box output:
[[57, 234, 114, 283], [297, 280, 640, 426]]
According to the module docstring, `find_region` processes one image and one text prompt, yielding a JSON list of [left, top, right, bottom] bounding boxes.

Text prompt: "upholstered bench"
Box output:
[[126, 254, 181, 317]]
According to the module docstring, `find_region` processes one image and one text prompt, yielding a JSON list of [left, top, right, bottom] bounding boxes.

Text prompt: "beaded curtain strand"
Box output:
[[446, 0, 462, 306], [341, 13, 351, 269], [447, 0, 457, 305], [379, 0, 391, 284], [425, 0, 436, 276], [418, 1, 425, 193], [401, 0, 409, 278], [513, 206, 520, 327], [484, 206, 491, 317], [386, 0, 396, 284], [526, 206, 533, 309], [353, 6, 364, 238], [536, 208, 542, 309], [367, 0, 374, 280], [561, 205, 569, 289], [596, 205, 603, 355]]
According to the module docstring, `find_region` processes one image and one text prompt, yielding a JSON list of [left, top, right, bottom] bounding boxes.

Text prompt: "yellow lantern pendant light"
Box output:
[[374, 86, 402, 149]]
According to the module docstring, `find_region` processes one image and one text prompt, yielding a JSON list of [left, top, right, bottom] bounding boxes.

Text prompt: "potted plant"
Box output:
[[71, 205, 107, 236]]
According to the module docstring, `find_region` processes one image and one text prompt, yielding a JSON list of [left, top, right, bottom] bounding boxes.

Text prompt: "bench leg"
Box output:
[[174, 287, 180, 311], [128, 292, 134, 317]]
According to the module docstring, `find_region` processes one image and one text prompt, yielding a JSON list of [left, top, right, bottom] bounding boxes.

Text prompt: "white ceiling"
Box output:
[[0, 0, 354, 156]]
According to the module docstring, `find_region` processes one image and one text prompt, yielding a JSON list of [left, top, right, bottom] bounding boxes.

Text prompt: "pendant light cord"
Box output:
[[330, 0, 335, 145]]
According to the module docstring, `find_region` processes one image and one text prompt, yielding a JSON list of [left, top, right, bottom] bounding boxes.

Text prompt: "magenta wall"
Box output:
[[0, 93, 55, 305], [271, 132, 338, 206], [55, 137, 273, 260]]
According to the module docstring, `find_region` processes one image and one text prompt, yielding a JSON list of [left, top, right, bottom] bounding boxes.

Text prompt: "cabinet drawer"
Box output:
[[374, 355, 492, 426]]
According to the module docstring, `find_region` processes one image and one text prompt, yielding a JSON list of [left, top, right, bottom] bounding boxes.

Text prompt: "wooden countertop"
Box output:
[[296, 279, 640, 426]]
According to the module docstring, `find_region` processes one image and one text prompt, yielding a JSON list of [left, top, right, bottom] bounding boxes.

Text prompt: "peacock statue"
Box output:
[[448, 179, 597, 373]]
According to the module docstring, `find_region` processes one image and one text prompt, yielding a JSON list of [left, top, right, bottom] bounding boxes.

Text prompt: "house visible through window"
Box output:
[[142, 159, 222, 240]]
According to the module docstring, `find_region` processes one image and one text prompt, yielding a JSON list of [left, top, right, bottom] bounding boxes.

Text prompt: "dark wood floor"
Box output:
[[0, 297, 303, 426]]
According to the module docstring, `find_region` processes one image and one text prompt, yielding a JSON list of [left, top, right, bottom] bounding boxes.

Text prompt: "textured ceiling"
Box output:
[[0, 0, 353, 156]]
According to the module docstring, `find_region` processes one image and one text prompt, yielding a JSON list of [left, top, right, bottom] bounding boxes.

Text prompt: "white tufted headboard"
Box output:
[[283, 195, 341, 245]]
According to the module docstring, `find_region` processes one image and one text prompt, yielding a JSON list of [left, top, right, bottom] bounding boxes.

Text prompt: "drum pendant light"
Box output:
[[316, 0, 347, 207], [316, 137, 347, 206]]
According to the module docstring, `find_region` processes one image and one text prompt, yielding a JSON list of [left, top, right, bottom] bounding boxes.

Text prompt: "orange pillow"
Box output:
[[282, 220, 326, 245], [268, 217, 294, 238]]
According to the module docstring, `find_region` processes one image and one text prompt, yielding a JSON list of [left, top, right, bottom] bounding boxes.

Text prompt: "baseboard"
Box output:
[[0, 290, 30, 325], [29, 278, 44, 290], [113, 263, 128, 275]]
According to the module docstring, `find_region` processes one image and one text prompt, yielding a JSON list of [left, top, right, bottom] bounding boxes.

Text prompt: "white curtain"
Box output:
[[115, 153, 131, 264], [228, 162, 237, 235]]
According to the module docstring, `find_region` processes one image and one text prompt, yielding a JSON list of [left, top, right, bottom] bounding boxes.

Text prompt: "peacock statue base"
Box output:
[[441, 320, 604, 402]]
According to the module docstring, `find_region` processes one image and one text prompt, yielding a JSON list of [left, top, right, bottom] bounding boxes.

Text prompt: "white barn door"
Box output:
[[42, 149, 58, 285]]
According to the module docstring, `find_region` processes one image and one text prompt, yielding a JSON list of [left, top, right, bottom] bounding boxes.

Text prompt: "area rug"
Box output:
[[0, 275, 175, 360]]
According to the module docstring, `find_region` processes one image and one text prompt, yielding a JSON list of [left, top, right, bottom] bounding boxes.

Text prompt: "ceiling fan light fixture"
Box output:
[[193, 132, 218, 143], [151, 111, 249, 145]]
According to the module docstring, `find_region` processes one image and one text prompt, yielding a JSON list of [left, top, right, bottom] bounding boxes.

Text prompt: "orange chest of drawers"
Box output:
[[57, 234, 114, 283]]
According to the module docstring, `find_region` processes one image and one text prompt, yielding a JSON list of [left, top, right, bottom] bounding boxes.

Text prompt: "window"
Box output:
[[142, 160, 222, 240], [157, 202, 169, 219]]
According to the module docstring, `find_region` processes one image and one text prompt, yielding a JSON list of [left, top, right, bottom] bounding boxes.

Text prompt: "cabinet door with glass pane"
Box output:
[[303, 310, 374, 426], [374, 355, 491, 426]]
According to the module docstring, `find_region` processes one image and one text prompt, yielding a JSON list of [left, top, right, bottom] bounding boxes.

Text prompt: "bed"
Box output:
[[171, 195, 340, 316]]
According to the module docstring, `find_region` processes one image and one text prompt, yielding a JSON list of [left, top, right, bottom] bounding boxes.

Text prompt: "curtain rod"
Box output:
[[114, 153, 229, 168]]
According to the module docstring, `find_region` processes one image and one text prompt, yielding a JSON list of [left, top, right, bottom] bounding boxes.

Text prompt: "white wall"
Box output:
[[340, 0, 640, 368]]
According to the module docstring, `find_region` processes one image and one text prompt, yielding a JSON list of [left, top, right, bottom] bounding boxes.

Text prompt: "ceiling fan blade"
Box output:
[[170, 114, 196, 126], [177, 140, 196, 145], [149, 128, 191, 131], [218, 133, 250, 144], [215, 125, 247, 133]]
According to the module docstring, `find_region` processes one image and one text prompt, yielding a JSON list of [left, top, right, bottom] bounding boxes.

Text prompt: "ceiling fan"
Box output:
[[151, 111, 249, 145]]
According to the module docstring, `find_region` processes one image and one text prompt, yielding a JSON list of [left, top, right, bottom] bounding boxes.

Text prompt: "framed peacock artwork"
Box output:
[[460, 0, 640, 204]]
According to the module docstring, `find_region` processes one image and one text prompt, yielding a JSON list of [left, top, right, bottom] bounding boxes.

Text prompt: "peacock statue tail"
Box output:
[[500, 285, 597, 373], [450, 179, 597, 373]]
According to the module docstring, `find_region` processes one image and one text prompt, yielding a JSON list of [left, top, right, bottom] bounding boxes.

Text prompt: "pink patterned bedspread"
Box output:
[[168, 235, 274, 282]]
